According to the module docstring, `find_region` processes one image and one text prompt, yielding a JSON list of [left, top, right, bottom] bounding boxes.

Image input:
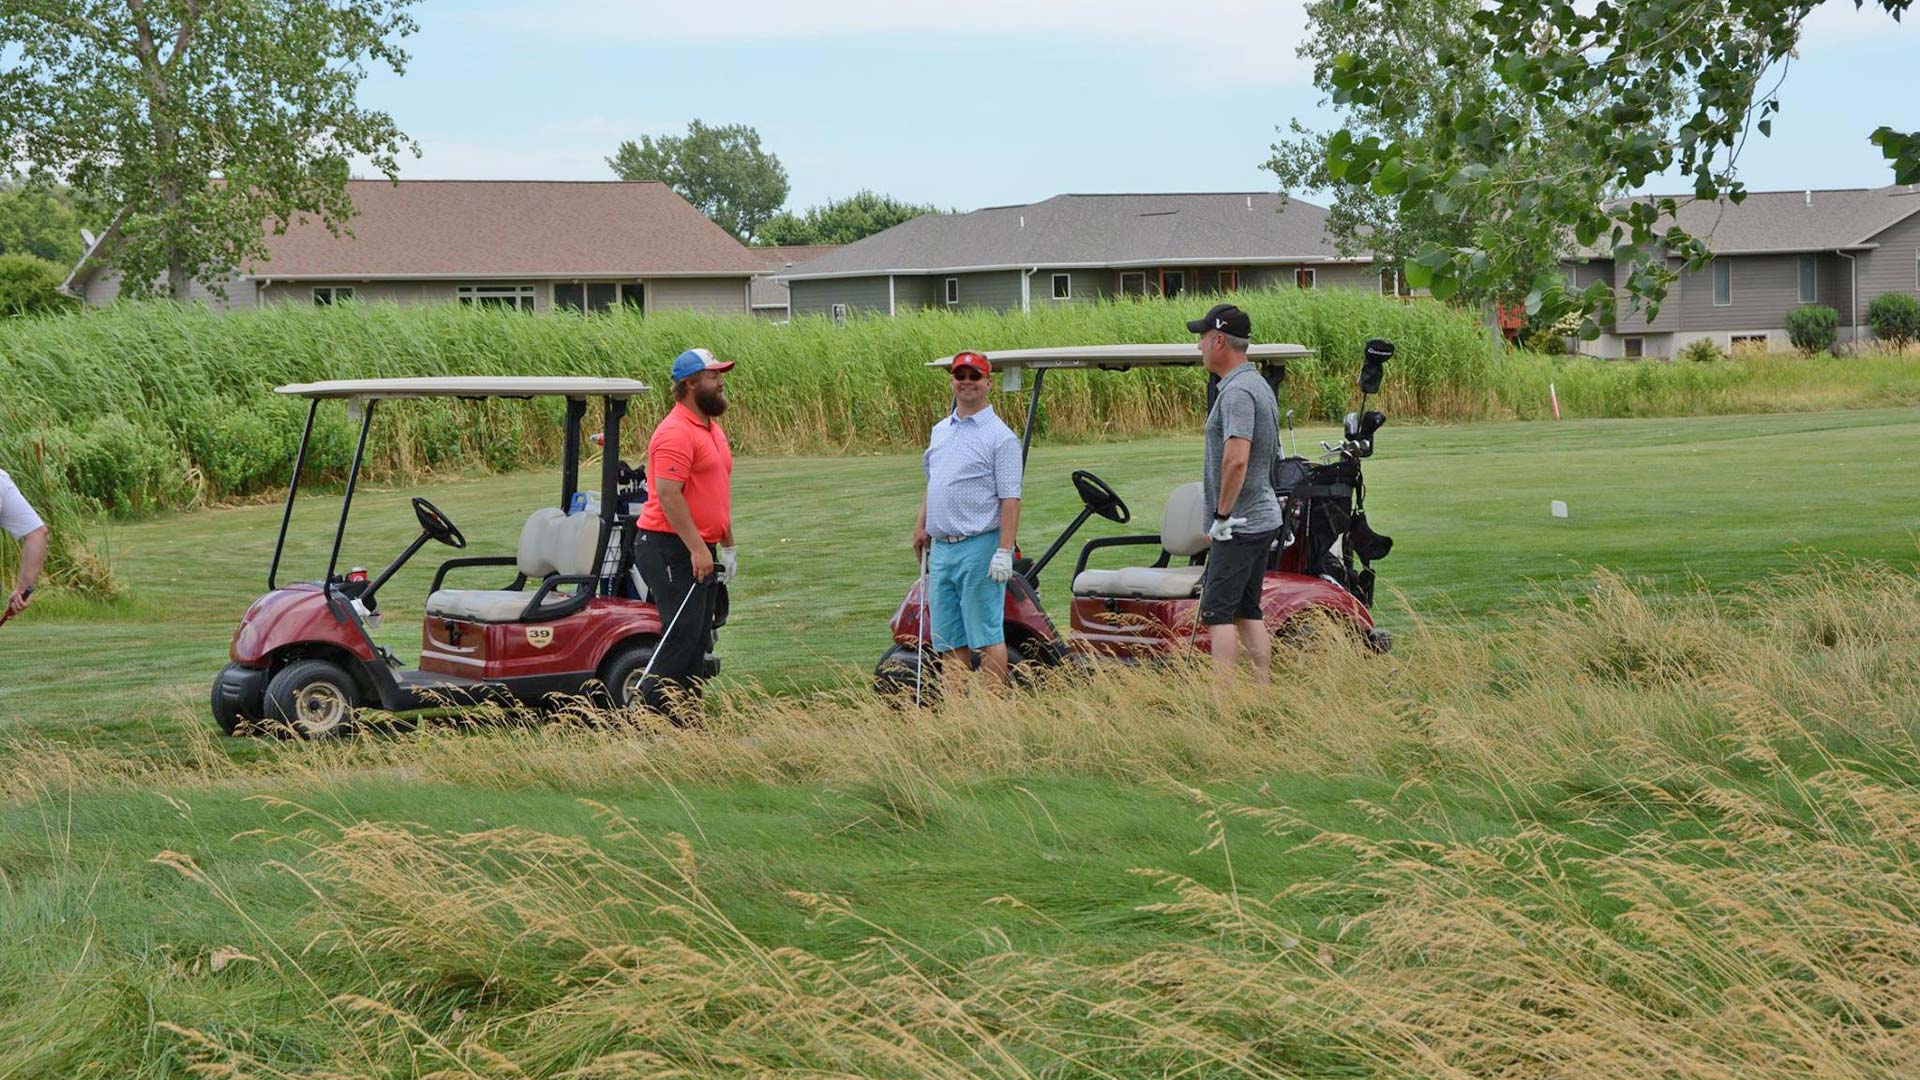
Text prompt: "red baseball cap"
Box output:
[[951, 350, 991, 375]]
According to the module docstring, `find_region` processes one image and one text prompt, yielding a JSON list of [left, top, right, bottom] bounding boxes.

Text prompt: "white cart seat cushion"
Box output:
[[424, 588, 575, 623], [1071, 565, 1205, 599], [1071, 483, 1212, 597], [427, 508, 600, 623]]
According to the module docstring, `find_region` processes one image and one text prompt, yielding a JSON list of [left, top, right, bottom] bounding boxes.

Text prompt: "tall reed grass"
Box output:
[[6, 290, 1491, 510]]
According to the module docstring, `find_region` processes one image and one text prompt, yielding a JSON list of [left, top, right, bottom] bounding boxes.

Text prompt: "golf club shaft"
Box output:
[[914, 547, 929, 707], [637, 578, 701, 686]]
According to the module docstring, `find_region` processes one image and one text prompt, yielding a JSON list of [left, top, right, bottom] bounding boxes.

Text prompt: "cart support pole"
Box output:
[[1019, 368, 1046, 466], [560, 397, 587, 510], [326, 399, 377, 587], [269, 398, 319, 591], [595, 396, 630, 595]]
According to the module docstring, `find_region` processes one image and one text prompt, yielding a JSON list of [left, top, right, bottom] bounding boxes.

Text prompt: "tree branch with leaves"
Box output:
[[0, 0, 419, 301], [608, 121, 790, 245]]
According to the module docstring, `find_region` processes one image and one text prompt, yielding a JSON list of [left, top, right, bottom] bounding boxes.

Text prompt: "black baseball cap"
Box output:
[[1187, 302, 1251, 339]]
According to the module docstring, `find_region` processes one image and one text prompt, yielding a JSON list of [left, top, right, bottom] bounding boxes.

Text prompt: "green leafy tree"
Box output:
[[1866, 292, 1920, 349], [1266, 0, 1631, 306], [0, 254, 77, 316], [1787, 304, 1840, 355], [0, 0, 419, 302], [0, 177, 98, 264], [607, 121, 789, 244], [1322, 0, 1917, 334], [759, 190, 940, 247]]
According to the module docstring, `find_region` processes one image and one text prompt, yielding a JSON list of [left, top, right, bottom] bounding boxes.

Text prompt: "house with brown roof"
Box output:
[[62, 180, 767, 315], [1566, 184, 1920, 357], [775, 193, 1391, 320]]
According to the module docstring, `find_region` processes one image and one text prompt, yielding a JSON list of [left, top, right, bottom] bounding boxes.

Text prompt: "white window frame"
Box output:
[[944, 277, 959, 306], [1624, 336, 1645, 359], [552, 281, 644, 314], [1797, 255, 1818, 304], [831, 302, 848, 326], [1296, 267, 1317, 289], [313, 286, 354, 306], [1218, 269, 1239, 292], [1051, 273, 1071, 301], [1711, 259, 1731, 307], [1162, 270, 1185, 297], [458, 284, 536, 311], [1118, 271, 1146, 297], [1379, 268, 1400, 297]]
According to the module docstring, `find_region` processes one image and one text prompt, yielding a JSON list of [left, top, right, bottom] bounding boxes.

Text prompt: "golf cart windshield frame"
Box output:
[[267, 378, 650, 593], [928, 343, 1313, 462]]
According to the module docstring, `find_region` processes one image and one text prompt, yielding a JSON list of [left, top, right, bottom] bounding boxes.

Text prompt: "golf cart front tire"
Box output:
[[262, 658, 360, 739], [600, 642, 656, 710]]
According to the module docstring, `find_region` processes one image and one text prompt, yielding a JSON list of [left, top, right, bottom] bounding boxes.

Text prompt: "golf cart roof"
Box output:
[[274, 376, 652, 400], [929, 343, 1313, 371]]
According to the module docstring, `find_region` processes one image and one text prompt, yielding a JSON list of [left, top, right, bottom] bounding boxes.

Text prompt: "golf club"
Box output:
[[914, 546, 930, 708], [635, 579, 700, 688], [1285, 408, 1298, 458]]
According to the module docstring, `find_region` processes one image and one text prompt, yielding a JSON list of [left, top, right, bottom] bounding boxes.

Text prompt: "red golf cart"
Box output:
[[211, 376, 716, 737], [875, 340, 1395, 696]]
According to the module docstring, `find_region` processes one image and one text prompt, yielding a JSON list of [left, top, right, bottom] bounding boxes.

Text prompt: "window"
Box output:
[[1730, 334, 1769, 355], [831, 302, 848, 326], [945, 277, 959, 306], [1118, 272, 1146, 297], [1624, 336, 1644, 359], [554, 282, 643, 314], [1051, 273, 1071, 300], [1798, 256, 1817, 303], [458, 284, 536, 311], [313, 286, 354, 306], [1711, 259, 1731, 306], [1163, 271, 1185, 298], [1218, 269, 1239, 292], [1296, 267, 1317, 289], [1379, 268, 1408, 297]]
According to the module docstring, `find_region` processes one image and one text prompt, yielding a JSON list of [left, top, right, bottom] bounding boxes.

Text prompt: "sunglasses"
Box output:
[[950, 368, 985, 382]]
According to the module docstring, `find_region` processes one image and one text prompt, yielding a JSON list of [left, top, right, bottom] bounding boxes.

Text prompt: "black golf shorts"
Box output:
[[1199, 529, 1277, 626]]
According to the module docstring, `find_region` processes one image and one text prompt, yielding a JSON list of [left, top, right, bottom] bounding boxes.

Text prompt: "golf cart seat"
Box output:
[[425, 508, 598, 622], [1071, 482, 1210, 599]]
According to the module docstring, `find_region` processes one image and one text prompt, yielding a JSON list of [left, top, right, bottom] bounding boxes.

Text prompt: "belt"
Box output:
[[933, 532, 985, 544]]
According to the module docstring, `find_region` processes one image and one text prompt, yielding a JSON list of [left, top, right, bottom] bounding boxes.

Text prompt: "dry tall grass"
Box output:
[[8, 561, 1920, 1075]]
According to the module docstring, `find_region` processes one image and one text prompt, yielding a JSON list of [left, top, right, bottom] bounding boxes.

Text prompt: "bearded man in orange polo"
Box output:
[[633, 347, 736, 722]]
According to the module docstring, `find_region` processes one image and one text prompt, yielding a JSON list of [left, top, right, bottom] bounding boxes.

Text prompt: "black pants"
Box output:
[[634, 529, 719, 721]]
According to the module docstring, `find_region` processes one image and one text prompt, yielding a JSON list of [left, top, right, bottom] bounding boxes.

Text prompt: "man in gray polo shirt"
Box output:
[[1188, 303, 1282, 685]]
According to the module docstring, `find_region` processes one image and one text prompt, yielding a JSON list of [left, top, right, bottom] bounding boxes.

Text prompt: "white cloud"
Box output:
[[492, 0, 1314, 83]]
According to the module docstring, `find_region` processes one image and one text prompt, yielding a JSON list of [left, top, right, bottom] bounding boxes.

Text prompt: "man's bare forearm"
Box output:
[[998, 498, 1019, 550], [1216, 439, 1251, 514], [17, 527, 47, 589], [656, 487, 706, 554]]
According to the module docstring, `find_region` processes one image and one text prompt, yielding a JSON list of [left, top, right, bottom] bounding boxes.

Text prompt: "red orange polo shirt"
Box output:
[[638, 402, 734, 543]]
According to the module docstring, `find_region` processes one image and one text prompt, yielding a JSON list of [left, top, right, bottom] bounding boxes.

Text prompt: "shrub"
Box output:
[[1678, 338, 1725, 363], [1787, 305, 1839, 356], [0, 253, 75, 318], [1867, 292, 1920, 349]]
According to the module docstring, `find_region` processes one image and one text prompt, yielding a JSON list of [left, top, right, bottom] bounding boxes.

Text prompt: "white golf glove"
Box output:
[[717, 545, 738, 584], [988, 547, 1015, 583], [1207, 515, 1247, 543]]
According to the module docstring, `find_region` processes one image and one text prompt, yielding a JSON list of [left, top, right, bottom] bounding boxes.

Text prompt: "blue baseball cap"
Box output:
[[670, 347, 735, 382]]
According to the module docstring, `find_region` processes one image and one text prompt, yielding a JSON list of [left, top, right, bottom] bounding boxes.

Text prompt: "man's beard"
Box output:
[[694, 386, 729, 416]]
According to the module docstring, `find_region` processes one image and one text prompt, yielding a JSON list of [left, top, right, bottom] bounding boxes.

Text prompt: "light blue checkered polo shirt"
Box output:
[[923, 406, 1023, 538]]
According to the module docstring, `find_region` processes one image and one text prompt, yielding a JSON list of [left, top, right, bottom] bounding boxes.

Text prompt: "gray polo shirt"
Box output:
[[1202, 362, 1282, 533]]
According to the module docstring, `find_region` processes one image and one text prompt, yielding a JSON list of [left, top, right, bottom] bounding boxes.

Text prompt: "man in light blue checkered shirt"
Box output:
[[912, 350, 1023, 690]]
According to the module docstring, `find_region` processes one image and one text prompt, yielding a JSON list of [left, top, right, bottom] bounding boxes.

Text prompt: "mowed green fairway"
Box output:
[[4, 406, 1919, 743]]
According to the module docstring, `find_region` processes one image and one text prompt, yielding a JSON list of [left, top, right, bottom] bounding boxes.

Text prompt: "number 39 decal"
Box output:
[[525, 626, 555, 649]]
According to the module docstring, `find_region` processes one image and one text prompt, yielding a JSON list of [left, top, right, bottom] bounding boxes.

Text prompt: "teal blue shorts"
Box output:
[[929, 531, 1005, 652]]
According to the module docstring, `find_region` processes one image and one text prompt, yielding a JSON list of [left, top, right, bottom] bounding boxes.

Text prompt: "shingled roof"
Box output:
[[245, 180, 765, 278], [777, 193, 1363, 279], [1582, 184, 1920, 258]]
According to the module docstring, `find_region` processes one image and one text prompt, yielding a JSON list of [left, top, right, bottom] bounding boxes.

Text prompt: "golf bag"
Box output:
[[1277, 456, 1392, 606]]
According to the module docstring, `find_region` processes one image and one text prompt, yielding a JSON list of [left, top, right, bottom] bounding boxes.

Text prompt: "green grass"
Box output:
[[6, 407, 1918, 748], [4, 409, 1920, 1075]]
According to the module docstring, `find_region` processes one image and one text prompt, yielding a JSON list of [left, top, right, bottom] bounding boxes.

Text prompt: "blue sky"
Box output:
[[359, 0, 1917, 212]]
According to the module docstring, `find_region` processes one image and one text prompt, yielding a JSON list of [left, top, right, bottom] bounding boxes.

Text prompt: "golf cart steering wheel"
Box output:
[[411, 497, 467, 549], [1071, 469, 1131, 524]]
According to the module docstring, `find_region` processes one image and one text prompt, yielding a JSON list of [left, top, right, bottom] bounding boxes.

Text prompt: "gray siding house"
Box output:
[[63, 180, 767, 315], [777, 193, 1385, 319], [1566, 185, 1920, 357]]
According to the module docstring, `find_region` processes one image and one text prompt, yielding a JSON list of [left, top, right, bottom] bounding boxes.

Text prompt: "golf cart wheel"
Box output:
[[601, 642, 657, 710], [263, 659, 359, 739], [874, 644, 936, 707]]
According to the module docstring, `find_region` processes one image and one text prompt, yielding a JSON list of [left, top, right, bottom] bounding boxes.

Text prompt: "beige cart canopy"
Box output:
[[275, 376, 651, 400], [928, 343, 1312, 371]]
